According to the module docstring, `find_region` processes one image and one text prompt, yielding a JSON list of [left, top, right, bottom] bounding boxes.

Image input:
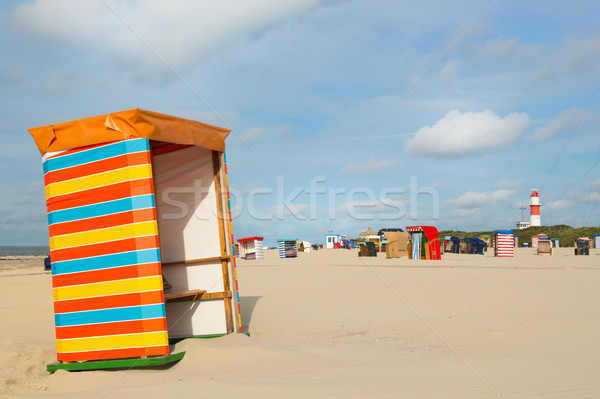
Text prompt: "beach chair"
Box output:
[[575, 239, 589, 255], [384, 231, 409, 259], [358, 241, 377, 257], [537, 240, 552, 256]]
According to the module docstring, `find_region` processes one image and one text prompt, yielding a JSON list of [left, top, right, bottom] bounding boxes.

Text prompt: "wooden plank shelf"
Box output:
[[164, 289, 207, 303], [161, 256, 231, 267], [163, 290, 232, 303]]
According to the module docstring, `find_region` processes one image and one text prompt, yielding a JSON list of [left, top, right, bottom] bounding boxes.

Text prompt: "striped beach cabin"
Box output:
[[237, 236, 264, 260], [493, 230, 514, 257], [29, 108, 242, 365], [277, 238, 298, 258]]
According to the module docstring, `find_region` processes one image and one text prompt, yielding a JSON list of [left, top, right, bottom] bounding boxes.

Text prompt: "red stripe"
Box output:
[[55, 318, 167, 340], [54, 290, 164, 313], [49, 208, 157, 237], [57, 345, 169, 362], [46, 178, 155, 212], [44, 152, 151, 185], [50, 235, 159, 262], [52, 262, 162, 288], [151, 143, 192, 156]]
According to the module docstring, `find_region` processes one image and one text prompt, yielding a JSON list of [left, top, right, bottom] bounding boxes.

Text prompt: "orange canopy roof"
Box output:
[[28, 108, 231, 156]]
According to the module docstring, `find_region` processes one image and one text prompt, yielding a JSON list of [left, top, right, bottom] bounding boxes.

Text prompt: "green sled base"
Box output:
[[46, 351, 186, 373]]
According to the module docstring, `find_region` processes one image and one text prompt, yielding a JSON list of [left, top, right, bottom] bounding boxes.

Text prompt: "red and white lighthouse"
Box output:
[[530, 189, 541, 227]]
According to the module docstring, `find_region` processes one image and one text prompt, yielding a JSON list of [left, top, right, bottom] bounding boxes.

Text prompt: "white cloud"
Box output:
[[12, 0, 331, 72], [440, 60, 459, 85], [240, 125, 290, 142], [13, 181, 44, 205], [561, 35, 600, 75], [334, 197, 407, 221], [546, 199, 571, 211], [531, 107, 585, 140], [475, 36, 547, 67], [471, 34, 600, 83], [444, 188, 517, 209], [176, 110, 240, 127], [232, 181, 263, 196], [241, 127, 267, 141], [268, 203, 313, 219], [404, 109, 530, 158], [0, 209, 47, 230], [0, 63, 27, 84], [494, 179, 523, 190], [341, 157, 398, 174], [585, 178, 600, 191]]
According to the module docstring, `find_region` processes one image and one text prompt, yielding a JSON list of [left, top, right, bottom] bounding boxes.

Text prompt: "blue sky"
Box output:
[[1, 0, 599, 247]]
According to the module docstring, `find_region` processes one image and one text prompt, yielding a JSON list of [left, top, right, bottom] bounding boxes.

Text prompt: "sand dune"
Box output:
[[1, 248, 599, 398]]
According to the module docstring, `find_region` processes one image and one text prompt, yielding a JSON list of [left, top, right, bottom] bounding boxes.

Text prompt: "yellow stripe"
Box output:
[[49, 221, 158, 250], [53, 275, 163, 301], [45, 164, 153, 199], [57, 331, 168, 353]]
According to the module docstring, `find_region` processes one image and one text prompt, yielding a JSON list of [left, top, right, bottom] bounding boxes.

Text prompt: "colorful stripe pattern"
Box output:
[[277, 240, 298, 258], [495, 233, 514, 257], [223, 153, 243, 333], [44, 138, 169, 362]]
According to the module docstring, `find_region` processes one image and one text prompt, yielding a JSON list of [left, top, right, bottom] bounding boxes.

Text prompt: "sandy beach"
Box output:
[[1, 248, 600, 398]]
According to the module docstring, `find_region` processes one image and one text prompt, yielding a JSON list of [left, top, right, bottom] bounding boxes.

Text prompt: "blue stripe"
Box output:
[[53, 248, 161, 275], [43, 138, 149, 174], [48, 194, 155, 225], [55, 303, 166, 327]]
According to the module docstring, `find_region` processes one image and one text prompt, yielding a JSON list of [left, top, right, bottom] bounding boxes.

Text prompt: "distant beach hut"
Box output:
[[479, 234, 491, 249], [28, 109, 241, 371], [575, 238, 590, 255], [406, 226, 441, 260], [593, 234, 600, 249], [537, 237, 552, 255], [278, 238, 298, 258], [300, 241, 312, 252], [326, 234, 345, 249], [237, 237, 264, 260], [445, 236, 460, 253], [359, 227, 376, 240], [550, 238, 560, 248], [531, 234, 548, 249], [493, 230, 514, 257], [378, 228, 404, 254], [367, 235, 382, 252], [470, 237, 486, 255], [459, 238, 468, 254], [383, 231, 409, 258], [358, 241, 377, 257]]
